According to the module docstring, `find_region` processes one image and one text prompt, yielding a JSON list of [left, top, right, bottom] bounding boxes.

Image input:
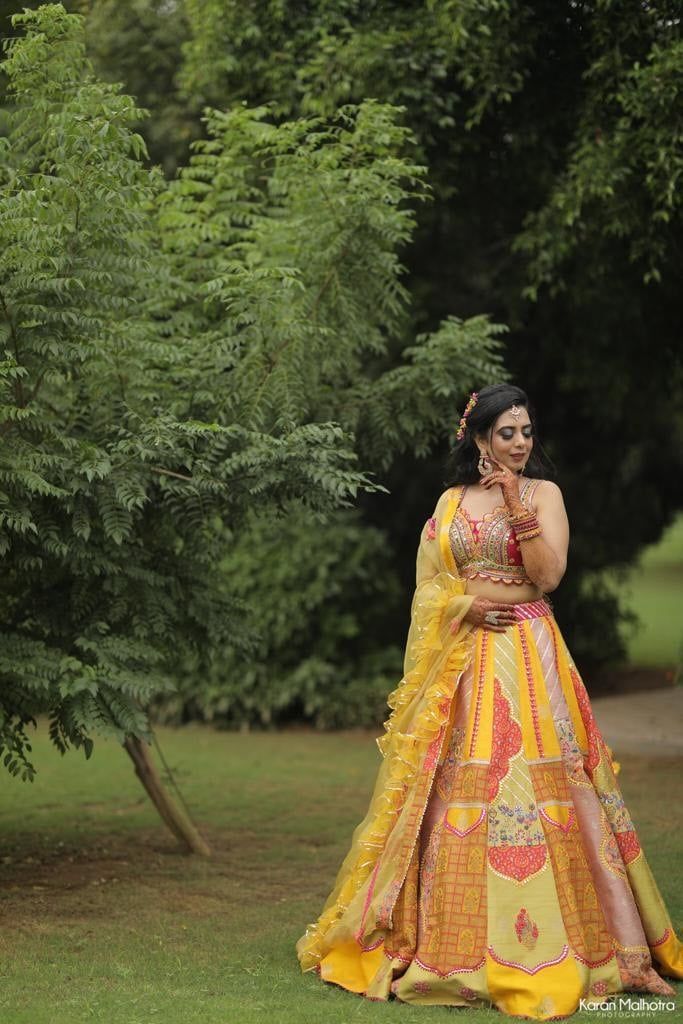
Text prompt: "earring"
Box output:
[[477, 451, 493, 476]]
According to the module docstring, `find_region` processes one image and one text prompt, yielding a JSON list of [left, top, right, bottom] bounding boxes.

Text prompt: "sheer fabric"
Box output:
[[295, 484, 683, 1019]]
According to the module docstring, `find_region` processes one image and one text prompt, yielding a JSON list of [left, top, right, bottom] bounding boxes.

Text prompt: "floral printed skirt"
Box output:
[[315, 598, 683, 1019]]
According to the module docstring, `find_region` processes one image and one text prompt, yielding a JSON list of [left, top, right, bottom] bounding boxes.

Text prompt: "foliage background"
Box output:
[[0, 0, 681, 757]]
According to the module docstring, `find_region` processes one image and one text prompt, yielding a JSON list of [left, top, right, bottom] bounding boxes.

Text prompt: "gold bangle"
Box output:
[[508, 503, 541, 542], [509, 508, 537, 525], [517, 526, 542, 541]]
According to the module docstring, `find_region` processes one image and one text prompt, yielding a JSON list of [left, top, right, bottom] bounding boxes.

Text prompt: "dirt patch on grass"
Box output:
[[0, 822, 314, 931]]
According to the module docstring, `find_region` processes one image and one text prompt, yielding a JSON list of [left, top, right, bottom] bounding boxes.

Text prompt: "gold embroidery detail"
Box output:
[[543, 770, 558, 796], [463, 887, 480, 913], [468, 847, 484, 872], [555, 844, 569, 871], [449, 479, 541, 584], [584, 923, 599, 952], [405, 881, 417, 906]]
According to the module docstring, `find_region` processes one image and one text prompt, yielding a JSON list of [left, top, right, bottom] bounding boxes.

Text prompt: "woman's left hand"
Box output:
[[482, 456, 522, 507]]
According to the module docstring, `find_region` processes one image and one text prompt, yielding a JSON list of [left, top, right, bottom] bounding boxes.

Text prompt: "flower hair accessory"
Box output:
[[456, 391, 479, 440]]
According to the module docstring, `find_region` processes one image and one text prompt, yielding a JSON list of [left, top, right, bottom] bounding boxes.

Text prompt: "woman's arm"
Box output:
[[508, 481, 569, 593]]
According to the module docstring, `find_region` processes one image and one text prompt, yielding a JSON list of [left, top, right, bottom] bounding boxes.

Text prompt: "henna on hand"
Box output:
[[481, 456, 522, 508], [463, 596, 517, 632]]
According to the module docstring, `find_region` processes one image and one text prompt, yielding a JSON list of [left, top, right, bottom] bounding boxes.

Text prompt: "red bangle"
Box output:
[[509, 507, 542, 541]]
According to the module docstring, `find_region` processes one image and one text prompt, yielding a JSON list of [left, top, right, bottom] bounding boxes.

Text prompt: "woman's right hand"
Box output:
[[464, 596, 517, 632]]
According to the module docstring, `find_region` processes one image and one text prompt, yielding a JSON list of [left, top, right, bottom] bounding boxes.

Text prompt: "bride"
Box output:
[[295, 383, 682, 1019]]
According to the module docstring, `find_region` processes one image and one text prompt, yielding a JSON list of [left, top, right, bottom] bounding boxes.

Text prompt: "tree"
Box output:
[[166, 0, 683, 669], [0, 5, 379, 836], [143, 95, 509, 728], [0, 4, 507, 804]]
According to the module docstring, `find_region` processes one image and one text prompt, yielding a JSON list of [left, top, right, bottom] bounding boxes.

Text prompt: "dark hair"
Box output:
[[443, 383, 557, 486]]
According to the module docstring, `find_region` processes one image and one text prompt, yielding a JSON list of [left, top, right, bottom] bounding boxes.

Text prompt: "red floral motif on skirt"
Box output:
[[616, 829, 641, 865], [487, 677, 522, 801], [515, 906, 540, 949], [488, 844, 547, 882], [601, 829, 626, 877]]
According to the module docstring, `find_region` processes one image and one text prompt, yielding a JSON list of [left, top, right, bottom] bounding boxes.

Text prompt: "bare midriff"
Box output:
[[463, 576, 544, 605]]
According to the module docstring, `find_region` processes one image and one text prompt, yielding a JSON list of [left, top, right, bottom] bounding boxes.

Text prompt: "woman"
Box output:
[[295, 383, 682, 1019]]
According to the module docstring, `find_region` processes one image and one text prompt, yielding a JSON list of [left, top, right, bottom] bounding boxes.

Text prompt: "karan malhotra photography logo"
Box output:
[[579, 995, 677, 1017]]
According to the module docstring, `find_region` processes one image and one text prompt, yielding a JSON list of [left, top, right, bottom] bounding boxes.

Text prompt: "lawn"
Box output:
[[0, 721, 681, 1023], [604, 513, 683, 669]]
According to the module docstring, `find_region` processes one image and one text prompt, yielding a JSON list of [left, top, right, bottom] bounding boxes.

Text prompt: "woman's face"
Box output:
[[479, 406, 534, 473]]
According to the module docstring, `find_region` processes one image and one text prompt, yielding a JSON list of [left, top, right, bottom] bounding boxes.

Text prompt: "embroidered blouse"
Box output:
[[449, 478, 543, 586]]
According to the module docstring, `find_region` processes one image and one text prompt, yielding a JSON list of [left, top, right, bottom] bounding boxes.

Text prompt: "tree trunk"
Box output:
[[123, 734, 211, 856]]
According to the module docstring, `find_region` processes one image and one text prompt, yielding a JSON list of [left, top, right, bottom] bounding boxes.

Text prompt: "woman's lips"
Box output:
[[511, 453, 525, 460]]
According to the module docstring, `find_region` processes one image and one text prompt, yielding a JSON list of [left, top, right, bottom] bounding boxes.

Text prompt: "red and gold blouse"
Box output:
[[448, 478, 543, 586]]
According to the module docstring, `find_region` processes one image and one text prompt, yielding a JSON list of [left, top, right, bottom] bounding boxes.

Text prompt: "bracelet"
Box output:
[[516, 525, 542, 542], [509, 506, 542, 542]]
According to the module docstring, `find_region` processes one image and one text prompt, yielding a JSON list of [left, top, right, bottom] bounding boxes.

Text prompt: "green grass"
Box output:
[[603, 513, 683, 668], [0, 721, 681, 1023]]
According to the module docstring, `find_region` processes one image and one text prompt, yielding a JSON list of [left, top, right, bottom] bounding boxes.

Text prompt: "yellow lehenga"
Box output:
[[295, 483, 683, 1019]]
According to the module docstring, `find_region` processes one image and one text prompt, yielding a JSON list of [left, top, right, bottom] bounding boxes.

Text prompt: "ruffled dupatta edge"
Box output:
[[296, 486, 476, 971]]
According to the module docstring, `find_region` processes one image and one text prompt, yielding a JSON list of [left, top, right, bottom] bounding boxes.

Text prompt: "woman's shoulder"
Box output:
[[524, 478, 564, 507]]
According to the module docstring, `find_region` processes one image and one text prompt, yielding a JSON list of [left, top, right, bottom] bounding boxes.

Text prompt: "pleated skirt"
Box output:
[[319, 598, 683, 1019]]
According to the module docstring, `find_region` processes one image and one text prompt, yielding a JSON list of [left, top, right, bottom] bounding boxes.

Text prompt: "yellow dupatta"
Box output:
[[296, 485, 476, 972]]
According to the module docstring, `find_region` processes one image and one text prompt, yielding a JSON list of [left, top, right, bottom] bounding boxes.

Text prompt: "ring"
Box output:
[[484, 612, 499, 625]]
